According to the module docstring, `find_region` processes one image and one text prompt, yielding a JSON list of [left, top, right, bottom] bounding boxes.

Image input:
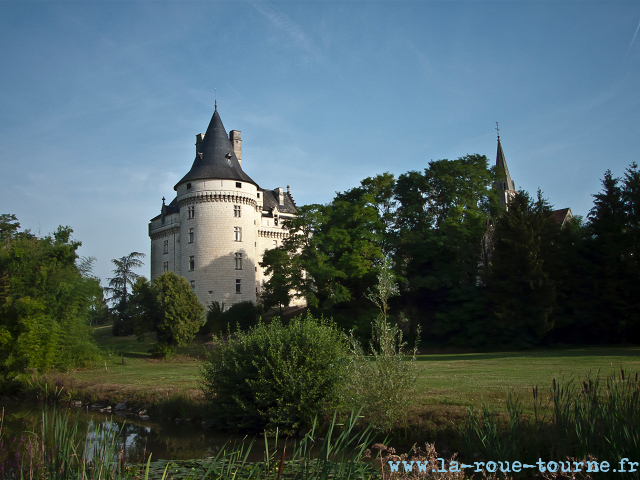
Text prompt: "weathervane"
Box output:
[[215, 88, 217, 110], [495, 121, 500, 139]]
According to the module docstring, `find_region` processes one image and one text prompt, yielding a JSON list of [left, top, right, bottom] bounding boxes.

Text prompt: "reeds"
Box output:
[[457, 370, 640, 479], [1, 407, 381, 480]]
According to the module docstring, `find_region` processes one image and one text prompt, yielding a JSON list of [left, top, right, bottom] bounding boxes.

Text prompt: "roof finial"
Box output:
[[214, 88, 217, 111], [495, 121, 500, 140]]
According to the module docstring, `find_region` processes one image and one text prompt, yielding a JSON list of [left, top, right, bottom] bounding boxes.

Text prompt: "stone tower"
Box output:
[[149, 106, 299, 308]]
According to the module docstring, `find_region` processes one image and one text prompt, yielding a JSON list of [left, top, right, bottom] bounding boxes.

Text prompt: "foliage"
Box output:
[[485, 190, 558, 347], [200, 311, 350, 433], [345, 259, 419, 430], [259, 247, 297, 313], [105, 252, 145, 336], [458, 371, 640, 479], [221, 301, 260, 331], [199, 301, 259, 335], [0, 218, 101, 374], [270, 173, 396, 333], [393, 155, 499, 346], [198, 300, 224, 335], [0, 405, 153, 480], [131, 272, 204, 357], [579, 165, 640, 341]]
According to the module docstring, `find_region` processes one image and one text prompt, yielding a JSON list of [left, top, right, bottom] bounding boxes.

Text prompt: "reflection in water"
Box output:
[[0, 402, 271, 462]]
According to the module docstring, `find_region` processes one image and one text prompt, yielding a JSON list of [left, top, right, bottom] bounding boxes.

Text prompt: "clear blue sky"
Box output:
[[1, 0, 639, 283]]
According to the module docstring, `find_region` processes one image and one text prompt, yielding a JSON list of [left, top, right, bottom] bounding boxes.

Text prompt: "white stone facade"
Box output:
[[149, 108, 299, 309]]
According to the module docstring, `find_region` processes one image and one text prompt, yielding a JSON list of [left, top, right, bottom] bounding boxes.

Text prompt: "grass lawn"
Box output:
[[56, 325, 640, 425], [409, 347, 640, 425]]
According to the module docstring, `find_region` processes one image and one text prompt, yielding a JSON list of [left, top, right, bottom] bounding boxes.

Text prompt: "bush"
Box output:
[[222, 301, 260, 331], [199, 311, 349, 433], [201, 301, 259, 335], [130, 272, 205, 357], [345, 258, 420, 430], [198, 301, 224, 335]]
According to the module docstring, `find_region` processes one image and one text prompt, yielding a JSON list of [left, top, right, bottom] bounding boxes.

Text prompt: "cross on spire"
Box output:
[[495, 121, 500, 139]]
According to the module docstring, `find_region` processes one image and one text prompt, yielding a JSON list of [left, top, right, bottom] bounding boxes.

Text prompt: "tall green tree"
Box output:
[[131, 271, 204, 357], [393, 155, 499, 345], [271, 173, 396, 331], [105, 252, 145, 336], [259, 247, 296, 314], [578, 166, 640, 342], [621, 163, 640, 337], [0, 214, 20, 244], [486, 190, 557, 347], [0, 219, 100, 374]]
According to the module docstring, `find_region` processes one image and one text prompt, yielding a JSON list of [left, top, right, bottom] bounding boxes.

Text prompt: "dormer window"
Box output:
[[236, 182, 242, 188]]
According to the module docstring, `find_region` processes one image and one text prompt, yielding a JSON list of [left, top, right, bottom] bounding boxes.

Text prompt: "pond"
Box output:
[[0, 401, 275, 463]]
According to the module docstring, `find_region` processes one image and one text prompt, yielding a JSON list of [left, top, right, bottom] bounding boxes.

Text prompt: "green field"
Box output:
[[54, 325, 640, 427]]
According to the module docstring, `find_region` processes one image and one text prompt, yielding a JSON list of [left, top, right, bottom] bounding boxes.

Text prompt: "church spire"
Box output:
[[495, 123, 516, 208]]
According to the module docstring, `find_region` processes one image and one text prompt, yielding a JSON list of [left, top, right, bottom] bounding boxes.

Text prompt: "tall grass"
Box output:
[[0, 405, 136, 480], [457, 370, 640, 479], [0, 405, 383, 480]]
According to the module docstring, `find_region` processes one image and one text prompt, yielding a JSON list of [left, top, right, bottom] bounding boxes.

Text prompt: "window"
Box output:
[[236, 182, 242, 188], [235, 252, 243, 270], [163, 239, 169, 254], [274, 216, 278, 226], [189, 256, 195, 271], [188, 206, 195, 219], [257, 193, 260, 198], [273, 240, 277, 247], [234, 205, 241, 217], [190, 280, 195, 291], [186, 183, 192, 190], [189, 228, 194, 243], [163, 261, 169, 272], [236, 279, 242, 294], [234, 226, 242, 242]]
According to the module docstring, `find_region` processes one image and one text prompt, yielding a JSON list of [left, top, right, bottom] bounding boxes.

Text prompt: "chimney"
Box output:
[[195, 133, 205, 154], [229, 130, 242, 167], [277, 187, 284, 206]]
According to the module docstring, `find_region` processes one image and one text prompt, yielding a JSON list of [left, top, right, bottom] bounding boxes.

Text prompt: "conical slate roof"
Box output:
[[174, 108, 257, 190]]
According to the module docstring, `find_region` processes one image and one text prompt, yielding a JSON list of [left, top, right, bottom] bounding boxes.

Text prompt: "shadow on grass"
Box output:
[[415, 346, 640, 362]]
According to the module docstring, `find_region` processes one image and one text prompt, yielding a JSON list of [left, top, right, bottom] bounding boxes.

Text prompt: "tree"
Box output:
[[621, 162, 640, 337], [393, 155, 499, 345], [0, 214, 20, 244], [0, 218, 100, 374], [259, 247, 296, 314], [577, 166, 640, 342], [200, 312, 349, 433], [486, 190, 557, 347], [131, 271, 204, 357], [105, 252, 145, 336], [270, 173, 395, 332], [346, 258, 419, 430]]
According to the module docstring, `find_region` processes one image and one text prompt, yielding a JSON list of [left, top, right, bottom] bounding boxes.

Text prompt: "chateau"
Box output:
[[148, 106, 298, 308]]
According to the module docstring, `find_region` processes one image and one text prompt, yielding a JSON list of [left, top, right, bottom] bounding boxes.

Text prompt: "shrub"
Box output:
[[199, 311, 349, 433], [345, 258, 420, 430], [130, 272, 205, 357], [222, 300, 260, 331], [199, 301, 224, 335], [201, 301, 259, 335]]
